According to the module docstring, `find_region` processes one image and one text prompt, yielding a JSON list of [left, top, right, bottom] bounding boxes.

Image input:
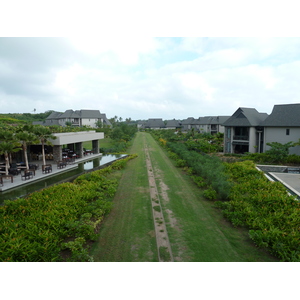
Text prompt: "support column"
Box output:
[[92, 140, 99, 154], [53, 145, 62, 162], [75, 142, 84, 158]]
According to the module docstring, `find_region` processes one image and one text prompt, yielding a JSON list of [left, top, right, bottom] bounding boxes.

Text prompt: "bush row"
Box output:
[[0, 154, 137, 262], [216, 160, 300, 262], [166, 142, 232, 199]]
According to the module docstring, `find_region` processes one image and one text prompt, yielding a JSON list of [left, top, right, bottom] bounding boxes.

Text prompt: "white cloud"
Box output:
[[1, 37, 300, 119]]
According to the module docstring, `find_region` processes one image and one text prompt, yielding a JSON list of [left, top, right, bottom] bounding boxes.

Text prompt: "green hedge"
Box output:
[[166, 142, 232, 199], [0, 154, 137, 262], [216, 160, 300, 262]]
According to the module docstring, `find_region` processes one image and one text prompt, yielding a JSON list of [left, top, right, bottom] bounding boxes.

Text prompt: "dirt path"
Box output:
[[144, 140, 174, 262]]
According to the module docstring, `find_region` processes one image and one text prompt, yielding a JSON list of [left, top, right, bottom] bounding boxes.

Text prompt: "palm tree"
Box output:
[[0, 142, 21, 175], [0, 129, 19, 164], [16, 125, 39, 169], [32, 125, 57, 166]]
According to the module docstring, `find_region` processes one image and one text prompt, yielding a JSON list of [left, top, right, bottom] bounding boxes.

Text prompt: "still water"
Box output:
[[0, 154, 127, 203]]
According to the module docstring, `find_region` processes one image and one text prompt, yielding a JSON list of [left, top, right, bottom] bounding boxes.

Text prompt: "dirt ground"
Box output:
[[144, 140, 175, 262]]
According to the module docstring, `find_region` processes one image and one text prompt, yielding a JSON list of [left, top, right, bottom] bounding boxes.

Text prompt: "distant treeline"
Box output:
[[0, 111, 54, 123]]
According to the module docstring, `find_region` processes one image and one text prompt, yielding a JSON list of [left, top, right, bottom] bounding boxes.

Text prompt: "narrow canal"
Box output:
[[0, 154, 127, 203]]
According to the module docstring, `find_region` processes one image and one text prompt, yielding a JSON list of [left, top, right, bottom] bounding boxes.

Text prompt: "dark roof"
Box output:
[[100, 113, 112, 126], [260, 103, 300, 127], [191, 118, 202, 125], [166, 119, 181, 128], [218, 116, 231, 124], [145, 118, 165, 128], [181, 117, 195, 125], [223, 107, 268, 127], [46, 111, 62, 120], [76, 110, 102, 119], [60, 110, 81, 119]]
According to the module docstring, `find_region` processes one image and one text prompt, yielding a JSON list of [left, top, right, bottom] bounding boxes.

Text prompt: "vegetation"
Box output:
[[149, 130, 300, 262], [0, 111, 54, 123], [216, 160, 300, 262], [92, 132, 278, 262], [0, 155, 137, 262]]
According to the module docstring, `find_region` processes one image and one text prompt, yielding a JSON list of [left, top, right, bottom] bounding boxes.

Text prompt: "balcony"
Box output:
[[233, 135, 249, 141]]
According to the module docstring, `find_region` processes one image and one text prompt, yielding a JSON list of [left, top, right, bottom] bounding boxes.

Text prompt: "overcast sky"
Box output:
[[1, 37, 300, 121], [1, 2, 300, 121]]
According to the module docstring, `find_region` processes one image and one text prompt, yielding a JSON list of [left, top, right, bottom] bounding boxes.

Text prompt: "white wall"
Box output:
[[50, 131, 104, 145], [264, 127, 300, 155]]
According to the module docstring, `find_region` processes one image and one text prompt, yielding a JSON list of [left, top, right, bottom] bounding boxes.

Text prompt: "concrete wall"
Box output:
[[50, 131, 104, 146], [248, 127, 257, 153], [264, 127, 300, 155], [81, 118, 102, 127]]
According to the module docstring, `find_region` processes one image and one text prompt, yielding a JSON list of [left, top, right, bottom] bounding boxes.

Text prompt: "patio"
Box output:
[[0, 153, 102, 192]]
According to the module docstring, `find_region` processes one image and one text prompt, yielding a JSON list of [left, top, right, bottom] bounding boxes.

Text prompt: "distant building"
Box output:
[[260, 103, 300, 155], [143, 119, 166, 130], [33, 109, 111, 128], [223, 107, 268, 154]]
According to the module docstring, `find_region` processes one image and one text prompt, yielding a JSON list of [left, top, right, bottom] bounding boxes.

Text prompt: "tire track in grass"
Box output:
[[144, 140, 174, 262]]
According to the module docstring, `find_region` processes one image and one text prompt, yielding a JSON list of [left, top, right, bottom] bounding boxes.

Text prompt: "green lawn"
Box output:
[[91, 132, 278, 262], [83, 137, 114, 150]]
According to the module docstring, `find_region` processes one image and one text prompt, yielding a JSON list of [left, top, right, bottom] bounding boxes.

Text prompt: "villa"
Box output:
[[33, 109, 112, 128]]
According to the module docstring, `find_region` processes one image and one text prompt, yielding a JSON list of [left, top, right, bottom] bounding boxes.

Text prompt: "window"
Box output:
[[286, 129, 290, 135]]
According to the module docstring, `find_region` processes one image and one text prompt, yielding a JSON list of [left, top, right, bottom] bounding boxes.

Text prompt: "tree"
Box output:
[[95, 120, 103, 128], [0, 142, 21, 175], [266, 141, 295, 163], [32, 125, 57, 166], [16, 125, 39, 169]]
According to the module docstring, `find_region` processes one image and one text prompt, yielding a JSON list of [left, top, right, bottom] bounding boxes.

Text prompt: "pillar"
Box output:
[[92, 140, 99, 154], [53, 145, 62, 163], [75, 142, 84, 158]]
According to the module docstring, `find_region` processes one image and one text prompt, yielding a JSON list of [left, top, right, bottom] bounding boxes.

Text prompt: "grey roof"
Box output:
[[145, 118, 166, 128], [181, 117, 195, 125], [165, 119, 181, 128], [218, 116, 231, 124], [100, 113, 112, 126], [223, 107, 268, 127], [76, 110, 102, 119], [191, 116, 230, 125], [191, 118, 202, 125], [260, 103, 300, 127], [46, 111, 62, 120], [59, 109, 81, 119]]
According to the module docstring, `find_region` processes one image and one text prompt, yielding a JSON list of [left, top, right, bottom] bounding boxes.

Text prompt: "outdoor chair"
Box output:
[[57, 161, 67, 169], [9, 163, 21, 176], [42, 164, 52, 174], [21, 170, 33, 180]]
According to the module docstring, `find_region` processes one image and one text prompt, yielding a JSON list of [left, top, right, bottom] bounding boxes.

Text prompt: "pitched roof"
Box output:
[[60, 110, 81, 119], [260, 103, 300, 127], [166, 119, 181, 127], [223, 107, 268, 127], [46, 111, 62, 120], [181, 117, 195, 125], [146, 118, 165, 128], [76, 110, 102, 119]]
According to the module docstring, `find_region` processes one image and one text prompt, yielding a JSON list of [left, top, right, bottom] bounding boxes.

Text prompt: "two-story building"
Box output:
[[223, 107, 268, 154], [260, 104, 300, 155], [35, 109, 111, 128]]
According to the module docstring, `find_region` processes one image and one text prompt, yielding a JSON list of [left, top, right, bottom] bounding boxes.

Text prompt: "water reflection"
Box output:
[[1, 154, 127, 203]]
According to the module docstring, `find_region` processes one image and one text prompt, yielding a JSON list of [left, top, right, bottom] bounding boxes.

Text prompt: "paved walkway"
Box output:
[[268, 172, 300, 198], [0, 153, 102, 192]]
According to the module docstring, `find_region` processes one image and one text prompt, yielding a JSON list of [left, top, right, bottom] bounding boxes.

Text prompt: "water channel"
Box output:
[[0, 154, 127, 203]]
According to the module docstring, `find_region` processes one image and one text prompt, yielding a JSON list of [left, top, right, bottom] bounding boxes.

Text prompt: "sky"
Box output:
[[1, 3, 300, 123], [1, 1, 299, 295]]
